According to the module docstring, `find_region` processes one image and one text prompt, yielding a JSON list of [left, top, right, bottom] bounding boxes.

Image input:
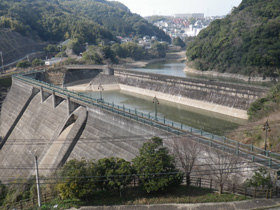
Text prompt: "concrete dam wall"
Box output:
[[0, 78, 171, 179], [0, 74, 272, 182]]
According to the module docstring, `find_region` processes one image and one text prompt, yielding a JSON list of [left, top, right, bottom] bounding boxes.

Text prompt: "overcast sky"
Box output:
[[110, 0, 243, 17]]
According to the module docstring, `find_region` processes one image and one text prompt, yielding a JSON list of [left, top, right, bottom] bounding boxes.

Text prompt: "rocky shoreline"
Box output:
[[184, 64, 277, 83]]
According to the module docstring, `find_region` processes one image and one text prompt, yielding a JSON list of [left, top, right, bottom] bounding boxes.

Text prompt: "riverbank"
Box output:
[[117, 51, 186, 68], [184, 64, 277, 83]]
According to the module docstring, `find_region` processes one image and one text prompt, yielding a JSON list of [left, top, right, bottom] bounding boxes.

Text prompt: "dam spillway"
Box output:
[[0, 68, 278, 180]]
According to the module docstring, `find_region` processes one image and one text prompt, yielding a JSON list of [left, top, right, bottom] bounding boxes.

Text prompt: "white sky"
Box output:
[[110, 0, 243, 17]]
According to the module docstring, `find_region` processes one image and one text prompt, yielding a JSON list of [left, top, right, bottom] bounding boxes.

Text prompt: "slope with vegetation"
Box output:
[[0, 0, 170, 45], [186, 0, 280, 77], [229, 82, 280, 152]]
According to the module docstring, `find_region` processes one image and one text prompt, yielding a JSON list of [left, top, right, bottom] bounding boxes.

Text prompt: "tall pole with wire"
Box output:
[[153, 96, 159, 121], [263, 120, 271, 153], [0, 51, 4, 73], [35, 156, 42, 207]]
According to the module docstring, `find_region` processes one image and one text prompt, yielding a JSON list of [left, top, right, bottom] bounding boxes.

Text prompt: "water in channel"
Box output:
[[83, 90, 246, 136]]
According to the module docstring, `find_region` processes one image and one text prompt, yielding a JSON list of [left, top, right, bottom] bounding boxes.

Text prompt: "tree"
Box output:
[[56, 159, 95, 200], [121, 42, 146, 60], [246, 167, 273, 189], [173, 37, 186, 48], [133, 137, 183, 193], [95, 157, 134, 197], [32, 58, 45, 67], [16, 60, 31, 68], [149, 42, 168, 58], [44, 44, 59, 54], [111, 43, 126, 58], [170, 136, 202, 187], [0, 181, 7, 204], [205, 149, 240, 194]]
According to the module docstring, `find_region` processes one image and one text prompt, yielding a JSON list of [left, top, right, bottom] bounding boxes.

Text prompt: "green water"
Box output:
[[83, 90, 246, 136]]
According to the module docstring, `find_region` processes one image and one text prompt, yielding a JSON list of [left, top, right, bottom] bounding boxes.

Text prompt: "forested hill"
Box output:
[[0, 0, 170, 44], [186, 0, 280, 77]]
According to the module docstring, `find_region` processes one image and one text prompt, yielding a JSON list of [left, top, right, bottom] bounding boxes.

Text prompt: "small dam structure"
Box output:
[[0, 67, 278, 181], [64, 65, 268, 119]]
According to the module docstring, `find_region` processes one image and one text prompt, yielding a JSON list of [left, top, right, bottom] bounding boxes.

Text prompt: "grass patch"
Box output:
[[32, 186, 249, 209], [0, 76, 11, 88]]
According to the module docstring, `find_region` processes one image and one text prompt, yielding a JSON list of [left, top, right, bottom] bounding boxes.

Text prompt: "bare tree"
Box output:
[[205, 148, 240, 194], [170, 136, 202, 187]]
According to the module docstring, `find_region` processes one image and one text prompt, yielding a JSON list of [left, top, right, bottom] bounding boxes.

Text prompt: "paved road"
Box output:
[[0, 51, 45, 72], [65, 198, 280, 210]]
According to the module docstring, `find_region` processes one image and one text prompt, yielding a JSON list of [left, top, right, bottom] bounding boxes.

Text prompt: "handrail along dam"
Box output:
[[0, 67, 278, 181]]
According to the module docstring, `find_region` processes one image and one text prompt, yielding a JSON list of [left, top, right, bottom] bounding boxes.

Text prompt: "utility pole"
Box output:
[[35, 156, 42, 207], [98, 84, 104, 102], [152, 96, 159, 121], [0, 51, 4, 73], [263, 120, 271, 153]]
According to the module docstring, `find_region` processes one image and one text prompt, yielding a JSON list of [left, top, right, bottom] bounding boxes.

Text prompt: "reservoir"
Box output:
[[132, 60, 274, 87], [83, 90, 246, 136], [81, 61, 250, 136]]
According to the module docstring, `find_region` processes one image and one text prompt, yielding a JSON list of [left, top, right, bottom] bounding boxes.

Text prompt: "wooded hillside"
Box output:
[[186, 0, 280, 77], [0, 0, 170, 44]]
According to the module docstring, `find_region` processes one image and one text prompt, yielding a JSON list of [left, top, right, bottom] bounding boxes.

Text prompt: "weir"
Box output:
[[0, 69, 278, 180]]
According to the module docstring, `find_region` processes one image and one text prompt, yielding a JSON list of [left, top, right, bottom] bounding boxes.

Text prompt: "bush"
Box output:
[[32, 58, 45, 67], [16, 60, 31, 68]]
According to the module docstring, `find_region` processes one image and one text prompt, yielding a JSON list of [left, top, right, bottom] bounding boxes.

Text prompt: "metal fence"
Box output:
[[3, 175, 279, 210]]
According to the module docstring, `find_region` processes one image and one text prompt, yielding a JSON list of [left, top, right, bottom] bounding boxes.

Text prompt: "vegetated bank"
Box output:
[[186, 0, 280, 79], [228, 82, 280, 152]]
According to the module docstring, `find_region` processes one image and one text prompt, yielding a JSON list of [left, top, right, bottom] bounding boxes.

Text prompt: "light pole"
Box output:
[[0, 51, 4, 73], [153, 96, 159, 121], [34, 156, 42, 207], [263, 120, 271, 153], [98, 84, 104, 102]]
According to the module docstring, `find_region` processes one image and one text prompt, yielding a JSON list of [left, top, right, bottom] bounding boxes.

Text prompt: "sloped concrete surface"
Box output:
[[0, 88, 70, 179], [0, 79, 173, 178], [69, 105, 170, 161], [0, 80, 34, 137]]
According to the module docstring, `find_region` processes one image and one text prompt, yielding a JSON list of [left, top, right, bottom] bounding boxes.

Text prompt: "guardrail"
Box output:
[[12, 70, 280, 170]]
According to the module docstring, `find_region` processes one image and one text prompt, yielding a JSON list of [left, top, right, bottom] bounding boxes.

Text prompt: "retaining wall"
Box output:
[[114, 70, 268, 119]]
